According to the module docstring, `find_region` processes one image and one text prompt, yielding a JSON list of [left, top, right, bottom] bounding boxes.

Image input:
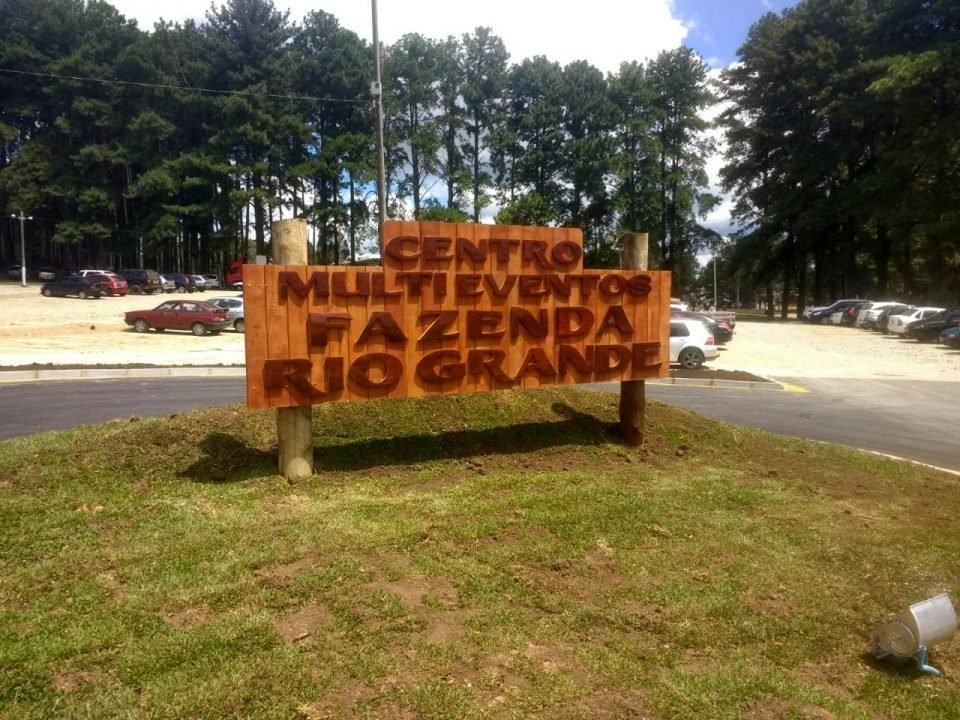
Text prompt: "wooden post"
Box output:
[[619, 232, 649, 446], [273, 218, 314, 479]]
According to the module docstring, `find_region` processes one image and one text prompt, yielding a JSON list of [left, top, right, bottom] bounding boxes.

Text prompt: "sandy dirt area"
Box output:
[[0, 283, 245, 367], [0, 282, 958, 380]]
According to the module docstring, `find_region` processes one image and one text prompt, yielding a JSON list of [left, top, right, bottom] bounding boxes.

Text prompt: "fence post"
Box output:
[[273, 218, 314, 479], [619, 232, 649, 446]]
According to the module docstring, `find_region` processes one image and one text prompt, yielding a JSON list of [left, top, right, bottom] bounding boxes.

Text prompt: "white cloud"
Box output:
[[111, 0, 688, 75]]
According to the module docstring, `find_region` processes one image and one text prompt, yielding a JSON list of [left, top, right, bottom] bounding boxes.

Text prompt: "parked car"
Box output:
[[190, 274, 207, 291], [671, 309, 733, 344], [158, 275, 176, 293], [887, 307, 944, 334], [874, 304, 914, 332], [162, 272, 196, 293], [939, 326, 960, 349], [40, 276, 105, 299], [37, 267, 60, 281], [836, 300, 873, 326], [905, 308, 960, 343], [202, 274, 220, 289], [224, 257, 247, 288], [83, 272, 129, 296], [856, 301, 903, 328], [123, 299, 232, 336], [6, 264, 23, 280], [117, 268, 163, 295], [669, 317, 718, 369], [207, 296, 244, 332], [807, 299, 867, 324]]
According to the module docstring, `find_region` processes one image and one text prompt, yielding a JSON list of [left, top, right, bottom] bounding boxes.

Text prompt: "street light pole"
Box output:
[[371, 0, 387, 253], [713, 254, 718, 310], [12, 212, 30, 288]]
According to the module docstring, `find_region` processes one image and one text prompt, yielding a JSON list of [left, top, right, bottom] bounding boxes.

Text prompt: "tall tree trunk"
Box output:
[[781, 248, 792, 320], [874, 223, 890, 297], [796, 247, 807, 320], [472, 111, 481, 222], [253, 171, 266, 255], [348, 170, 357, 264]]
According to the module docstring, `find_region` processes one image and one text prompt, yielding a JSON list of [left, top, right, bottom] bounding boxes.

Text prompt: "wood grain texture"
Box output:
[[244, 221, 669, 409]]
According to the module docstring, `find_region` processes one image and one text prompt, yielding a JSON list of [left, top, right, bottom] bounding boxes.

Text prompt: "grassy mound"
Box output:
[[1, 388, 958, 719]]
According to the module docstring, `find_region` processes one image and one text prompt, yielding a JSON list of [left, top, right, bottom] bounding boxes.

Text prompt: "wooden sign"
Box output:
[[243, 221, 670, 409]]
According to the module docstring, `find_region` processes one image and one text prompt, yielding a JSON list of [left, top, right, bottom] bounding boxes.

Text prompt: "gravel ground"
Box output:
[[1, 282, 958, 380]]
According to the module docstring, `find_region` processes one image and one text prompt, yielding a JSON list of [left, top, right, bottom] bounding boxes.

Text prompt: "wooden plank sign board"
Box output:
[[243, 221, 671, 409]]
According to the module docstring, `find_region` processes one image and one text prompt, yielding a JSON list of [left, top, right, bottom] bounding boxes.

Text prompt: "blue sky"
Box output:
[[674, 0, 797, 68]]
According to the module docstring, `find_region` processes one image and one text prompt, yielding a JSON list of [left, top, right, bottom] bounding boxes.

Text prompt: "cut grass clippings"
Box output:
[[1, 387, 958, 719]]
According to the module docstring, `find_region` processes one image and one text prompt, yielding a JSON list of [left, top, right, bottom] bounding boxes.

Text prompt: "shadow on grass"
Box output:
[[180, 403, 617, 481], [859, 652, 942, 681], [312, 401, 616, 472], [180, 432, 276, 483]]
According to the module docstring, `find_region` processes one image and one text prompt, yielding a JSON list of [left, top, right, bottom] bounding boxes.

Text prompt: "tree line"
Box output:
[[720, 0, 960, 312], [0, 0, 716, 287], [3, 0, 956, 311]]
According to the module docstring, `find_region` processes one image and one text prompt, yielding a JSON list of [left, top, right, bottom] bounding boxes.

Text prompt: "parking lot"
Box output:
[[1, 282, 959, 380], [0, 282, 244, 367]]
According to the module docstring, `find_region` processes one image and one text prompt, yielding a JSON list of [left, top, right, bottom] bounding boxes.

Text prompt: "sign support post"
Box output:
[[619, 232, 649, 446], [273, 218, 314, 479]]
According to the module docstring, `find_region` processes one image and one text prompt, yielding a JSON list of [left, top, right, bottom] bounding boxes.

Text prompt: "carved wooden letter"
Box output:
[[418, 310, 459, 342], [308, 313, 351, 347], [416, 350, 466, 383], [596, 306, 634, 337], [356, 311, 408, 345], [556, 306, 594, 339], [348, 353, 403, 390], [509, 307, 549, 340], [466, 311, 505, 340]]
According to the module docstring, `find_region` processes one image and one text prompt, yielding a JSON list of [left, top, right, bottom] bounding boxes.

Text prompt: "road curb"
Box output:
[[0, 367, 802, 391], [0, 366, 246, 382], [647, 376, 791, 391]]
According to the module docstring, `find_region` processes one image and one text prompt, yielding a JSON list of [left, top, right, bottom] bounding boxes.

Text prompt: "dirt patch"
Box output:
[[569, 689, 652, 719], [162, 606, 213, 628], [381, 576, 470, 645], [742, 698, 836, 719], [671, 367, 770, 382], [384, 576, 459, 610], [272, 603, 334, 643], [51, 671, 98, 693], [253, 555, 329, 587]]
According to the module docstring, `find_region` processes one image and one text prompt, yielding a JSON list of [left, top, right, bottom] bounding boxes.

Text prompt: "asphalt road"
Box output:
[[0, 375, 957, 472]]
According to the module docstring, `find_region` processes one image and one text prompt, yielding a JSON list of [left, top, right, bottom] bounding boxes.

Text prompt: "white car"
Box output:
[[887, 307, 944, 334], [856, 301, 902, 328], [207, 296, 244, 332], [158, 275, 176, 293], [190, 274, 207, 291], [669, 317, 718, 369], [202, 274, 220, 289]]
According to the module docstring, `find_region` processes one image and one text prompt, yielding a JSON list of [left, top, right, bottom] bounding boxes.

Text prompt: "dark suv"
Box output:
[[162, 272, 196, 293], [118, 268, 162, 295]]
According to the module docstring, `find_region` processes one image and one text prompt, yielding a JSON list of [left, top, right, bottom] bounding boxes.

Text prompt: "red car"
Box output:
[[85, 272, 129, 296], [124, 299, 232, 336]]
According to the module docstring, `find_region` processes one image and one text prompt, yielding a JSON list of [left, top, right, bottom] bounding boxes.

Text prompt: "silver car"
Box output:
[[207, 296, 244, 332]]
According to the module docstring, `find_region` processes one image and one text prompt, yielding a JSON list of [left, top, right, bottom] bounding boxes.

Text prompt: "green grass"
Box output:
[[1, 387, 959, 719]]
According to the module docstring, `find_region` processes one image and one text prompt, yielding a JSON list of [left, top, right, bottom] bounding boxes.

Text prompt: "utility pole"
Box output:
[[12, 212, 31, 287], [713, 254, 718, 310], [371, 0, 387, 253]]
